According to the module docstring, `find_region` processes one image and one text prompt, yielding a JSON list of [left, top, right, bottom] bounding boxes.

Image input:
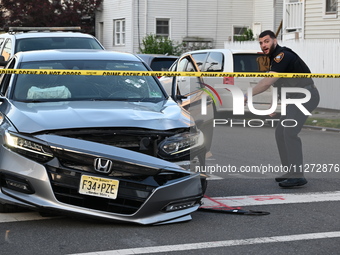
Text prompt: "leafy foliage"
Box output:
[[0, 0, 103, 34], [234, 28, 255, 42], [139, 34, 184, 55]]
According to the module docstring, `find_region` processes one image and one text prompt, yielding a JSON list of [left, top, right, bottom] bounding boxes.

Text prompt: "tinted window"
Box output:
[[150, 58, 177, 71], [202, 52, 223, 72], [12, 60, 165, 102], [191, 53, 208, 71], [233, 54, 267, 72], [15, 37, 103, 52]]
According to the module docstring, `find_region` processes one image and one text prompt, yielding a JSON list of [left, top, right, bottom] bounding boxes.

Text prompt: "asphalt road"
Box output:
[[1, 125, 340, 255]]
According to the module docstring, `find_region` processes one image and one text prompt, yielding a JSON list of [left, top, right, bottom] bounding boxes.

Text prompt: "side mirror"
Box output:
[[172, 94, 187, 102], [0, 56, 8, 67], [170, 76, 186, 102]]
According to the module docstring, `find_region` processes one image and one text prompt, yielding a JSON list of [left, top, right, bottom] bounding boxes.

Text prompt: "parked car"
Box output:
[[137, 54, 178, 72], [0, 49, 210, 225], [160, 49, 280, 118], [0, 27, 104, 66]]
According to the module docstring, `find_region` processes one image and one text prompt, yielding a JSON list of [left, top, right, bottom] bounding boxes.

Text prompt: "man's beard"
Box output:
[[266, 43, 276, 56]]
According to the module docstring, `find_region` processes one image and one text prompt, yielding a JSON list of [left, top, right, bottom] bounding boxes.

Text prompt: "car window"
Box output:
[[176, 56, 202, 95], [15, 37, 103, 52], [191, 53, 208, 71], [0, 38, 4, 49], [12, 60, 165, 102], [150, 58, 177, 71], [177, 58, 196, 72], [233, 54, 266, 72], [202, 52, 223, 72], [1, 39, 12, 61], [0, 58, 16, 96]]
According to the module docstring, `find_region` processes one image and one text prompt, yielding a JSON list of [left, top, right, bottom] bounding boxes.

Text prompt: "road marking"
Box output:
[[201, 173, 223, 180], [201, 191, 340, 208], [69, 231, 340, 255], [2, 191, 340, 223]]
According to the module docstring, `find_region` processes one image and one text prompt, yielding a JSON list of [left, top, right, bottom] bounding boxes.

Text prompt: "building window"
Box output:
[[114, 19, 125, 45], [156, 19, 169, 38], [326, 0, 337, 14], [233, 26, 250, 41]]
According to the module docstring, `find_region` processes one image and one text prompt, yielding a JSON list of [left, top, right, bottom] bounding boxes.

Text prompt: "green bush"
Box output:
[[234, 28, 254, 42], [139, 34, 183, 55]]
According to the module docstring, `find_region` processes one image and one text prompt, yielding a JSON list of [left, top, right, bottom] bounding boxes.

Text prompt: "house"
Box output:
[[283, 0, 340, 40], [96, 0, 340, 110], [95, 0, 283, 54]]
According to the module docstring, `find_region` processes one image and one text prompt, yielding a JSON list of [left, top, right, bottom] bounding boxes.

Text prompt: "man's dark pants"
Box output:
[[275, 87, 320, 177]]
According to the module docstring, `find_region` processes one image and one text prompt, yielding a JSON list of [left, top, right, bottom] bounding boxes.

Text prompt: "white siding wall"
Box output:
[[305, 0, 340, 39], [227, 0, 255, 43], [253, 0, 275, 36], [96, 0, 283, 53], [252, 0, 283, 38], [224, 40, 340, 110], [136, 0, 260, 51], [139, 0, 187, 53], [188, 0, 223, 44], [96, 0, 134, 52], [274, 0, 284, 36]]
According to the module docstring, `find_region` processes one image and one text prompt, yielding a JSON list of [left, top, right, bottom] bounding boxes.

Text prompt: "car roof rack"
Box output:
[[8, 27, 82, 34]]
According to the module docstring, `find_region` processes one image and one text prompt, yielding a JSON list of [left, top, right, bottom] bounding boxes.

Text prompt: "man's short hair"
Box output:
[[259, 30, 276, 39]]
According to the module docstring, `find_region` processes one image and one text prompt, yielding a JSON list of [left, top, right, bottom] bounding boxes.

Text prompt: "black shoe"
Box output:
[[279, 178, 307, 188], [275, 173, 291, 182]]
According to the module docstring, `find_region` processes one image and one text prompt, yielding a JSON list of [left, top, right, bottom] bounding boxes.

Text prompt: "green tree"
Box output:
[[0, 0, 103, 35]]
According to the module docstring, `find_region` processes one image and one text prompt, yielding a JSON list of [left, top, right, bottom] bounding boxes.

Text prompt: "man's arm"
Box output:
[[244, 72, 279, 104], [252, 74, 279, 96]]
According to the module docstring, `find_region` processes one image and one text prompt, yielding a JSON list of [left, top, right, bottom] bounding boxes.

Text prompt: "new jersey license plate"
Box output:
[[79, 175, 119, 199]]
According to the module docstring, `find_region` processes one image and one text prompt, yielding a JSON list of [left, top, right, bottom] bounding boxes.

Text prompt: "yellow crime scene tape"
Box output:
[[0, 68, 340, 78]]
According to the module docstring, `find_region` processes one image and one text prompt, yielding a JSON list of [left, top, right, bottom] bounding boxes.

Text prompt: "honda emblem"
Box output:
[[94, 158, 113, 174]]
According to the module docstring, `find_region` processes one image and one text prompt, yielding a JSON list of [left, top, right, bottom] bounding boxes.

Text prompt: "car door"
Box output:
[[171, 54, 214, 163]]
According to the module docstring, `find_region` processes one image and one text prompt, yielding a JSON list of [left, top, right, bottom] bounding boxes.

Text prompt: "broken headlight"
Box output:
[[158, 130, 204, 160]]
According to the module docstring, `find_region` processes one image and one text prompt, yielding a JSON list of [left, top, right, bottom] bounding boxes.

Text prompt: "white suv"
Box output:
[[0, 27, 104, 66], [161, 48, 280, 118]]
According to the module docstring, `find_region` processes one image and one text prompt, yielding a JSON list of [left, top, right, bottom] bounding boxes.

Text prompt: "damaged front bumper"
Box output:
[[0, 134, 205, 225]]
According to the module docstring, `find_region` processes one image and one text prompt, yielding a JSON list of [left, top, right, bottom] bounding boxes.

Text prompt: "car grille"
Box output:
[[46, 165, 157, 215], [45, 149, 161, 215], [52, 128, 176, 157]]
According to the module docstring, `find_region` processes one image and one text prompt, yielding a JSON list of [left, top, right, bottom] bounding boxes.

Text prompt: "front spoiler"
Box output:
[[0, 173, 202, 225]]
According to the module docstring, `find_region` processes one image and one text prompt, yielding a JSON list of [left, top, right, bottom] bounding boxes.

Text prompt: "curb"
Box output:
[[303, 125, 340, 133]]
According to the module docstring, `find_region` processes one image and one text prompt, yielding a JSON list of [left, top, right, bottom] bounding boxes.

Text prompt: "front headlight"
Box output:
[[158, 130, 204, 159], [4, 132, 54, 162]]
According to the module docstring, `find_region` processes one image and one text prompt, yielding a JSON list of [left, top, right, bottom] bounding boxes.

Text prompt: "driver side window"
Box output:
[[0, 58, 16, 96], [176, 56, 202, 95]]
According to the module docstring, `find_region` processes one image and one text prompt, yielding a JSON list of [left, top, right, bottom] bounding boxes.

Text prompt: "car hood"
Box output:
[[6, 99, 192, 133]]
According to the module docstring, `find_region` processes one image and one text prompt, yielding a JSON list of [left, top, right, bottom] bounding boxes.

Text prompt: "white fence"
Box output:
[[224, 40, 340, 110]]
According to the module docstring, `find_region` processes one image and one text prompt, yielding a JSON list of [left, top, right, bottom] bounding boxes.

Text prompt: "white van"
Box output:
[[161, 49, 280, 118]]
